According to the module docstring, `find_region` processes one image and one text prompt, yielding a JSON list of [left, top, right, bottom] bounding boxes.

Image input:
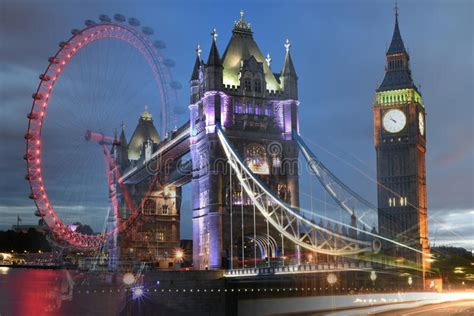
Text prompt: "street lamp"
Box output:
[[175, 249, 184, 261], [327, 273, 337, 286], [174, 248, 184, 269]]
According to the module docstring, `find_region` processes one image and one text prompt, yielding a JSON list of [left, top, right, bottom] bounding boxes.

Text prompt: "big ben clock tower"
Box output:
[[373, 8, 430, 276]]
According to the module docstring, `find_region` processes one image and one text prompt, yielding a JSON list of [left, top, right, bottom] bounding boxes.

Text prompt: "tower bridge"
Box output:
[[107, 10, 430, 285]]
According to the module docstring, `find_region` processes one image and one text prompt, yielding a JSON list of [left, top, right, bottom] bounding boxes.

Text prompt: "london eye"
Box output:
[[24, 14, 181, 250]]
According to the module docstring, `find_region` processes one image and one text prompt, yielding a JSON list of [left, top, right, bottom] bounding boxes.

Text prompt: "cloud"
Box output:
[[0, 1, 472, 250], [428, 208, 474, 250], [432, 143, 474, 167]]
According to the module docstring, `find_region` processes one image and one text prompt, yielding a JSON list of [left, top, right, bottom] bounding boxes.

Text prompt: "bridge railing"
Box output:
[[224, 261, 373, 278]]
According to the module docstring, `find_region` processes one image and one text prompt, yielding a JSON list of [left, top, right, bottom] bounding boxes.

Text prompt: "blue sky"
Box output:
[[0, 0, 472, 250]]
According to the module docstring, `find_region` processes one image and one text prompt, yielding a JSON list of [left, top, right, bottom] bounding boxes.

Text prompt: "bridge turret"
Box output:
[[280, 39, 298, 99], [116, 122, 129, 170], [127, 106, 160, 161], [204, 29, 223, 92], [190, 44, 203, 104], [190, 11, 301, 270]]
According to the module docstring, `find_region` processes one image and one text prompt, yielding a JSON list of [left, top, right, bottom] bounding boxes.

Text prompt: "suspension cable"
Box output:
[[230, 167, 233, 270], [253, 183, 257, 268], [241, 187, 245, 268]]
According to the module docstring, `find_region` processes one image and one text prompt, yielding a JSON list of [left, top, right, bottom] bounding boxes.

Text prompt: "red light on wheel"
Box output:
[[25, 21, 175, 251]]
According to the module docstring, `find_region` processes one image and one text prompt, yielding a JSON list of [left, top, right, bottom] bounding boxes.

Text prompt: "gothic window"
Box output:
[[400, 197, 408, 206], [234, 101, 243, 114], [265, 104, 272, 116], [245, 144, 269, 175], [254, 79, 262, 93], [162, 204, 169, 215], [244, 78, 252, 92], [255, 103, 262, 115], [246, 103, 254, 114], [157, 231, 165, 241], [143, 199, 156, 215]]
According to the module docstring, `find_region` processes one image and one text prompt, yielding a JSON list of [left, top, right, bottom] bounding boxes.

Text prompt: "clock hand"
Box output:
[[390, 118, 397, 123]]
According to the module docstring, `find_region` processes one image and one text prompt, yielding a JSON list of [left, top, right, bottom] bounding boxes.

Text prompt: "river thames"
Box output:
[[0, 267, 126, 315]]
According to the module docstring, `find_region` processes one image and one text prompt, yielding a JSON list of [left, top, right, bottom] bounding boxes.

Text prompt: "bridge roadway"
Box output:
[[119, 120, 191, 185]]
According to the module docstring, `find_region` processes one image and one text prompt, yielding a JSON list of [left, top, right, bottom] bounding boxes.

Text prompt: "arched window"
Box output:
[[254, 79, 262, 93], [143, 199, 156, 215], [255, 103, 262, 115], [244, 78, 252, 92], [265, 104, 272, 116], [245, 143, 269, 175], [234, 101, 243, 114], [246, 103, 254, 114]]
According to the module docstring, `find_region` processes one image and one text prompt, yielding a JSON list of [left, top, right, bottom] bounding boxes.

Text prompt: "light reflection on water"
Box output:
[[0, 268, 125, 315], [0, 266, 10, 274]]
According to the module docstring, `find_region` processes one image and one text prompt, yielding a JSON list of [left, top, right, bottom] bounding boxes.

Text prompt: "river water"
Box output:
[[0, 267, 126, 315]]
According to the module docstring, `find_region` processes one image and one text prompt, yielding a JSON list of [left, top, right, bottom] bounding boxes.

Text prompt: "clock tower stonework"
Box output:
[[373, 11, 430, 277]]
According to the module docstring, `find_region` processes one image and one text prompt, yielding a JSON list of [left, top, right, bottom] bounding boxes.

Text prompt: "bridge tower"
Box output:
[[373, 8, 430, 275], [117, 108, 182, 268], [189, 12, 300, 270]]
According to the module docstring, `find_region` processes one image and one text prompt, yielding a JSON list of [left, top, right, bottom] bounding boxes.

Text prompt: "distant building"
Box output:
[[11, 224, 42, 233], [115, 108, 181, 269]]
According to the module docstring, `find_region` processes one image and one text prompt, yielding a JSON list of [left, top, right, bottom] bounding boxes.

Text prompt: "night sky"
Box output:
[[0, 0, 472, 251]]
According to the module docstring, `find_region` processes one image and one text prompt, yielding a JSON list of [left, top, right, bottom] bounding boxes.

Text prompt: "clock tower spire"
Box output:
[[373, 6, 430, 283]]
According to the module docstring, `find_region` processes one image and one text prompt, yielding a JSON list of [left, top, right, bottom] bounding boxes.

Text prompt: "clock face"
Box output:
[[383, 109, 406, 133], [418, 112, 424, 136]]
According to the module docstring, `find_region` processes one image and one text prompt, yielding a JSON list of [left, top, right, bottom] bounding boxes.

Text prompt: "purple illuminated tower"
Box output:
[[190, 12, 300, 270]]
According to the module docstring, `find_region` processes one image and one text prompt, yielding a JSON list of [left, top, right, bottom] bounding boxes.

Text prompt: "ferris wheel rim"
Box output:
[[25, 15, 178, 250]]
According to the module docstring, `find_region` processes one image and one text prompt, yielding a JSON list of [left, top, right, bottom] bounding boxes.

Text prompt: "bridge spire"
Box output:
[[190, 44, 202, 81], [207, 28, 221, 66], [205, 27, 223, 90], [280, 39, 298, 98], [119, 121, 127, 144]]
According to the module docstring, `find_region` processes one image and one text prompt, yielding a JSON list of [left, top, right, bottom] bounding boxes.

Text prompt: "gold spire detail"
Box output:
[[233, 9, 251, 32], [140, 105, 152, 121]]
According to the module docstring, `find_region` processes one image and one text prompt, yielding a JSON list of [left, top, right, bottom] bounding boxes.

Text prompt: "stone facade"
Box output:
[[115, 108, 182, 268], [189, 13, 300, 270]]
